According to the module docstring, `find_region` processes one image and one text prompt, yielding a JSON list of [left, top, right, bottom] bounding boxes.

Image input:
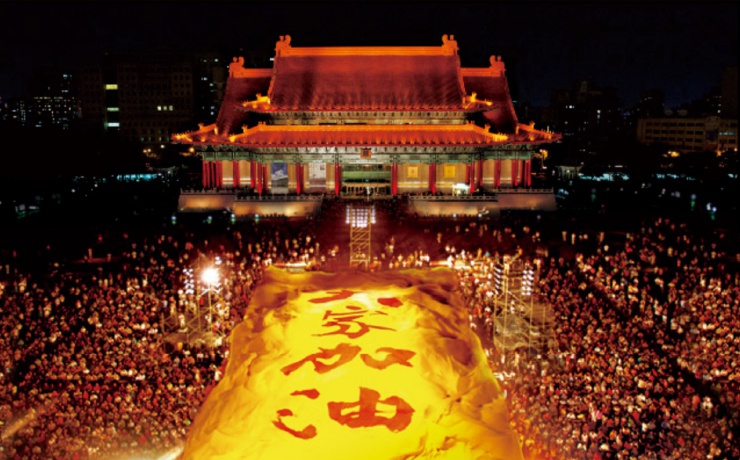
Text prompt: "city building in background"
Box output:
[[519, 79, 626, 175], [547, 80, 623, 143], [720, 65, 738, 119], [194, 51, 228, 126], [76, 50, 227, 146], [0, 69, 80, 130], [636, 116, 738, 154], [0, 97, 30, 126], [173, 36, 560, 197], [634, 65, 738, 155], [28, 70, 80, 130]]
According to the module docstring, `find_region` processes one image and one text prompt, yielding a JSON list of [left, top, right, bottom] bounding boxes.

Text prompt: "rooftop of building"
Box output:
[[175, 36, 560, 147]]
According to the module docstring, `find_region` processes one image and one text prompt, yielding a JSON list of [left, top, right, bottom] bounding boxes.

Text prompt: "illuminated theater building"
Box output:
[[174, 36, 560, 206]]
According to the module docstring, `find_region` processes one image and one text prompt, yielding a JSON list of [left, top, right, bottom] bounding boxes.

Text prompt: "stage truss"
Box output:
[[163, 263, 229, 349], [490, 256, 555, 355], [347, 203, 375, 269]]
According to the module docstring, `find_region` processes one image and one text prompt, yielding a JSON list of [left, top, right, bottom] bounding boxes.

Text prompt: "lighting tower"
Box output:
[[347, 203, 374, 269], [181, 264, 228, 348], [491, 255, 537, 355], [200, 266, 228, 347]]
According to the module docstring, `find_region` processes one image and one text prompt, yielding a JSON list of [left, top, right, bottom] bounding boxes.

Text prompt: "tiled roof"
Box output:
[[461, 61, 519, 133], [267, 54, 465, 111], [174, 123, 557, 148], [173, 39, 562, 147], [215, 69, 272, 135]]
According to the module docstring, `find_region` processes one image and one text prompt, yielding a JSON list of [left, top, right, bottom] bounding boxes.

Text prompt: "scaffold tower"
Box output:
[[347, 203, 374, 269], [164, 263, 230, 349], [491, 255, 552, 355]]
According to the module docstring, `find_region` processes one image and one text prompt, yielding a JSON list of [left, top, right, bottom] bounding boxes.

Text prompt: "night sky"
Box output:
[[0, 1, 737, 108]]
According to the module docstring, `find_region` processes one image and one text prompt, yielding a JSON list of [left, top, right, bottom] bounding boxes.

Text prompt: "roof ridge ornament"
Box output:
[[242, 93, 271, 110], [275, 35, 292, 57], [441, 34, 459, 55], [229, 56, 249, 78], [489, 55, 506, 76]]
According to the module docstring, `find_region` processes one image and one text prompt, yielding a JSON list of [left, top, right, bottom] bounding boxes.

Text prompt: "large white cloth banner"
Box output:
[[182, 267, 524, 460]]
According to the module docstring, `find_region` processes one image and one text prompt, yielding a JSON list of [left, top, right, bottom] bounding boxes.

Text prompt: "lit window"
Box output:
[[157, 106, 162, 111], [169, 105, 173, 110], [107, 122, 120, 128], [105, 84, 118, 90], [107, 107, 119, 112]]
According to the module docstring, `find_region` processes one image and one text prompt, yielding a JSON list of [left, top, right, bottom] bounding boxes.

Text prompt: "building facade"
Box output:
[[636, 117, 738, 153], [173, 36, 560, 196], [78, 51, 227, 146], [1, 71, 79, 130]]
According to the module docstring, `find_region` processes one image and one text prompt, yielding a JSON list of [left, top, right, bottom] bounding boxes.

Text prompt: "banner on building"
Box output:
[[308, 163, 327, 191], [271, 163, 289, 194]]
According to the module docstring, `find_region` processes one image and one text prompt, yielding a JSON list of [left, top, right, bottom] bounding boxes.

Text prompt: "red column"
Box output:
[[494, 158, 501, 188], [210, 162, 217, 188], [262, 164, 268, 193], [212, 161, 220, 188], [233, 161, 240, 188], [524, 159, 532, 187], [202, 161, 208, 188], [428, 162, 434, 193], [431, 162, 437, 194], [520, 159, 525, 186], [511, 159, 519, 187], [295, 163, 302, 195], [334, 163, 341, 195], [250, 160, 256, 189], [477, 158, 483, 188], [259, 163, 264, 194], [256, 163, 262, 194], [469, 162, 476, 194], [391, 162, 398, 196], [465, 164, 471, 185]]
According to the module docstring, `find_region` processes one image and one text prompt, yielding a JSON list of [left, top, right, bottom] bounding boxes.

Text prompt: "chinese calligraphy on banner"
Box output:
[[182, 268, 524, 460]]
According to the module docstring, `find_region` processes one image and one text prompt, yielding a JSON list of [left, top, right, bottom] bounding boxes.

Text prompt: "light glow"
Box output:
[[201, 267, 219, 286]]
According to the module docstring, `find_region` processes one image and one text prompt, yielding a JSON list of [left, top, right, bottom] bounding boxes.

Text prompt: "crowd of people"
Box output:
[[448, 216, 739, 459], [1, 199, 738, 459], [1, 218, 321, 459]]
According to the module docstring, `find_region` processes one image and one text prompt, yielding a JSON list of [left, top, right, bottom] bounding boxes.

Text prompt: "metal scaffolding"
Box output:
[[491, 255, 553, 356], [164, 264, 229, 349], [347, 203, 374, 269]]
